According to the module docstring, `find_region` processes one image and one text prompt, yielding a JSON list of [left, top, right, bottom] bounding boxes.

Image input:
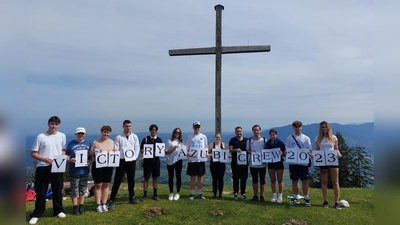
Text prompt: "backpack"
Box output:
[[26, 189, 36, 202], [26, 181, 35, 191]]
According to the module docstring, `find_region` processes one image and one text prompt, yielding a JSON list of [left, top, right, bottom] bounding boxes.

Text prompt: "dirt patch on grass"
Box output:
[[144, 207, 167, 218], [211, 209, 225, 216], [282, 219, 307, 225]]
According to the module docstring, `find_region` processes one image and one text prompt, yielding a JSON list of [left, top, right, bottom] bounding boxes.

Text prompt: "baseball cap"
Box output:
[[75, 127, 86, 134], [193, 121, 201, 126]]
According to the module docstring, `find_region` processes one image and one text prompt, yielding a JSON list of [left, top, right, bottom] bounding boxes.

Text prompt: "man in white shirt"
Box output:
[[109, 120, 140, 209], [29, 116, 67, 225]]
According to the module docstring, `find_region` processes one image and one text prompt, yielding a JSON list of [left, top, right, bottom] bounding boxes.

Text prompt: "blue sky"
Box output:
[[6, 0, 380, 134]]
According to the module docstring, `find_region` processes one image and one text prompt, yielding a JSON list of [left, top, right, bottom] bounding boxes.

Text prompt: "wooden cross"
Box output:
[[169, 4, 271, 133]]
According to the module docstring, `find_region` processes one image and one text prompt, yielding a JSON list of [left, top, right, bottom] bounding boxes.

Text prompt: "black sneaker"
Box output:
[[289, 197, 300, 205], [189, 194, 195, 200], [213, 195, 217, 199], [198, 194, 206, 199], [260, 196, 265, 202], [233, 193, 238, 200], [322, 201, 329, 208], [304, 197, 311, 207], [141, 195, 147, 202], [152, 195, 159, 201], [72, 206, 79, 215], [334, 202, 341, 210], [79, 205, 85, 215], [217, 195, 222, 200], [129, 197, 138, 204], [241, 194, 247, 200], [108, 201, 115, 210], [252, 195, 259, 201]]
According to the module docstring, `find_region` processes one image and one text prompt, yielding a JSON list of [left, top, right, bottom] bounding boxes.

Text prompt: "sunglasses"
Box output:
[[174, 131, 181, 134]]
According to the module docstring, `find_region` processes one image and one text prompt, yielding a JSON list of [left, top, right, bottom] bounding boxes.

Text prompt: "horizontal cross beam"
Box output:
[[169, 45, 271, 56]]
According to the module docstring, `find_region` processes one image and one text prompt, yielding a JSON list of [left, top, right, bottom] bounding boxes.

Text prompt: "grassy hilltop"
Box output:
[[26, 183, 373, 225]]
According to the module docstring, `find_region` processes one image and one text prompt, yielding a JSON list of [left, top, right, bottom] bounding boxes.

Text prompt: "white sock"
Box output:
[[198, 189, 203, 195], [191, 190, 195, 195], [278, 193, 282, 198], [272, 193, 276, 198]]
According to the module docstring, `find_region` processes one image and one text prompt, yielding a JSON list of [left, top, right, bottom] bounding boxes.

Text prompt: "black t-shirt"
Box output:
[[140, 136, 163, 160], [229, 136, 248, 165]]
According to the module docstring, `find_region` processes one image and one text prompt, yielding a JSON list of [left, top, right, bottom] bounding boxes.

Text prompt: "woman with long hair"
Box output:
[[165, 128, 185, 201], [208, 133, 227, 199], [315, 121, 342, 210]]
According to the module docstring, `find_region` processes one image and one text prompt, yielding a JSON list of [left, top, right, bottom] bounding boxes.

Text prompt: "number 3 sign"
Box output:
[[313, 150, 338, 166]]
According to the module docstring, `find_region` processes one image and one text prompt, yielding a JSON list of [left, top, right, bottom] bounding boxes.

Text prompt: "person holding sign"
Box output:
[[315, 121, 342, 210], [246, 125, 267, 202], [89, 125, 117, 213], [65, 127, 92, 215], [208, 133, 227, 199], [285, 120, 313, 207], [186, 121, 208, 200], [29, 116, 67, 225], [265, 128, 286, 203], [165, 128, 185, 201], [140, 124, 163, 201], [229, 126, 249, 200], [109, 120, 140, 209]]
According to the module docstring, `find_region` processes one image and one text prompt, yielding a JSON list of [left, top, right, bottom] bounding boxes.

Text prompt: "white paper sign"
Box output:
[[219, 150, 230, 163], [212, 149, 221, 162], [108, 151, 120, 167], [143, 144, 154, 159], [325, 150, 338, 166], [270, 148, 282, 163], [155, 143, 165, 157], [237, 152, 247, 165], [313, 150, 326, 166], [74, 150, 88, 167], [51, 155, 67, 172], [176, 146, 187, 161], [251, 153, 262, 166], [198, 148, 208, 162], [95, 151, 108, 168], [122, 147, 139, 161], [189, 148, 199, 160], [262, 150, 272, 163], [298, 149, 310, 165], [285, 148, 298, 163]]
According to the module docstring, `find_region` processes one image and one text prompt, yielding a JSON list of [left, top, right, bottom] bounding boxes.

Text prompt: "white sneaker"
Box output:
[[29, 217, 39, 224], [168, 193, 174, 201], [96, 205, 103, 213], [102, 204, 108, 212], [173, 193, 180, 201], [271, 197, 276, 203], [57, 212, 66, 218], [277, 196, 283, 203]]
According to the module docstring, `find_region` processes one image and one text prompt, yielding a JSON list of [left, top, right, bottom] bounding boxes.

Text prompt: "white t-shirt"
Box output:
[[186, 133, 208, 163], [285, 133, 312, 166], [115, 132, 140, 160], [165, 139, 184, 165], [315, 135, 338, 150], [31, 132, 66, 167], [246, 137, 267, 168]]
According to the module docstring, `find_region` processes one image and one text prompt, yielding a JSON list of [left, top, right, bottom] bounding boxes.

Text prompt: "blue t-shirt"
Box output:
[[65, 140, 92, 175]]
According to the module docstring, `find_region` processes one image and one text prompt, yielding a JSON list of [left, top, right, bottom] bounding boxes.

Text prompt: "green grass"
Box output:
[[26, 183, 374, 225]]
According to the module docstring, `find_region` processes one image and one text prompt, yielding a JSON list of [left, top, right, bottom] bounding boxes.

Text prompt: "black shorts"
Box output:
[[268, 161, 284, 170], [250, 167, 266, 185], [289, 164, 309, 181], [186, 162, 206, 176], [143, 158, 160, 179], [91, 166, 113, 184], [318, 165, 339, 169]]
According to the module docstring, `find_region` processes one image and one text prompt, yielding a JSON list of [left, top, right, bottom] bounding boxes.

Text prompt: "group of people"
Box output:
[[28, 116, 343, 225]]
